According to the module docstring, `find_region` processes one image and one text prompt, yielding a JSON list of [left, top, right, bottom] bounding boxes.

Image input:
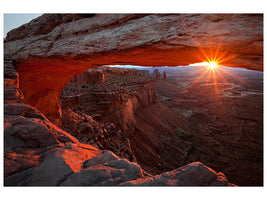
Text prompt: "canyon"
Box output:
[[59, 65, 263, 185], [153, 66, 263, 185], [61, 67, 192, 175], [4, 14, 263, 186]]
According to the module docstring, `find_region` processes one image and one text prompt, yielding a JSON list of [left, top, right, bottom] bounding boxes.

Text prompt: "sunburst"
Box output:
[[187, 37, 243, 100]]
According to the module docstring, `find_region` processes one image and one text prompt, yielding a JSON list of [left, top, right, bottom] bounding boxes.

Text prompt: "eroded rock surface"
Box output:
[[4, 61, 234, 186], [5, 14, 262, 125], [5, 14, 263, 70], [122, 162, 233, 186], [61, 67, 194, 175]]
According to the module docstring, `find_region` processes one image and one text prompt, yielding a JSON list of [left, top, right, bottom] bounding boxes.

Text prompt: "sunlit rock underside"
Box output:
[[5, 14, 263, 125], [4, 14, 262, 186]]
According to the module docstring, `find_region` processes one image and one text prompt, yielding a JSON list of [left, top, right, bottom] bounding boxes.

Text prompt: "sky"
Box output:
[[4, 13, 42, 37]]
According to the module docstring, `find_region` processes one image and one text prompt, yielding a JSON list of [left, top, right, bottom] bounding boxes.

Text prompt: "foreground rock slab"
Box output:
[[122, 162, 233, 186]]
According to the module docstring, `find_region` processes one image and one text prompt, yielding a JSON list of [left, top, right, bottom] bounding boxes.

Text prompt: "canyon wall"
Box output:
[[70, 69, 105, 84]]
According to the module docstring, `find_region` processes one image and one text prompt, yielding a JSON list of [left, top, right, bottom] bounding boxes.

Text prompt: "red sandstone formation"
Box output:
[[70, 68, 105, 84], [4, 13, 262, 186], [163, 71, 167, 80], [152, 69, 161, 80], [5, 14, 262, 125], [5, 14, 263, 70]]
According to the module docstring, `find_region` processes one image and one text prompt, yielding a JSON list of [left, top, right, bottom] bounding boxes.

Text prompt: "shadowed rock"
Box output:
[[121, 162, 232, 186]]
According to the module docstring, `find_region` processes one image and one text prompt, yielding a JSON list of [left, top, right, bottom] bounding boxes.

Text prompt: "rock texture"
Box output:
[[61, 67, 157, 162], [5, 14, 263, 70], [4, 97, 232, 186], [70, 68, 105, 84], [122, 162, 234, 186], [5, 14, 262, 125], [4, 60, 234, 186], [60, 67, 195, 175]]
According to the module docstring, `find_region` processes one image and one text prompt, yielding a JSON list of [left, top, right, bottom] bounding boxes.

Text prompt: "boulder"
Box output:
[[121, 162, 232, 186]]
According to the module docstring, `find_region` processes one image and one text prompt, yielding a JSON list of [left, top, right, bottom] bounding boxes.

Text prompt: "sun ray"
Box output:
[[213, 39, 223, 62], [186, 36, 244, 105], [214, 67, 229, 83], [204, 69, 212, 84], [211, 68, 222, 101], [189, 68, 210, 85], [218, 67, 244, 83], [191, 37, 212, 62]]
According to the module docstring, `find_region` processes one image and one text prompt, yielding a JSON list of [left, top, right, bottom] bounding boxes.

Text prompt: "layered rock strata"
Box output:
[[6, 14, 262, 126], [61, 67, 194, 175], [5, 14, 263, 71]]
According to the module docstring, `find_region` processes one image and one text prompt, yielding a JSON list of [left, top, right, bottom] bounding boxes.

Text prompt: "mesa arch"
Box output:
[[4, 14, 263, 126]]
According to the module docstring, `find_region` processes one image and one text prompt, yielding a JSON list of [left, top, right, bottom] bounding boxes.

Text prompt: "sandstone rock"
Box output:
[[3, 101, 234, 186], [5, 14, 95, 42], [70, 69, 105, 84], [4, 67, 18, 79], [4, 103, 46, 119], [61, 67, 156, 133], [152, 69, 161, 80], [29, 150, 74, 186], [61, 105, 136, 162], [5, 14, 263, 71], [4, 60, 24, 104], [121, 162, 231, 186], [4, 85, 24, 103], [3, 101, 97, 180], [61, 150, 144, 186], [5, 115, 60, 149], [60, 67, 193, 175], [5, 143, 100, 186], [4, 103, 81, 154], [4, 78, 18, 87], [4, 152, 39, 177], [4, 14, 262, 126], [29, 143, 100, 186], [163, 71, 167, 80], [5, 147, 233, 186]]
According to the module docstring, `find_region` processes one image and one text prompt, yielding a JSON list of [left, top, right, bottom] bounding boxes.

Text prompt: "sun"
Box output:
[[207, 61, 218, 69], [189, 61, 219, 70]]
